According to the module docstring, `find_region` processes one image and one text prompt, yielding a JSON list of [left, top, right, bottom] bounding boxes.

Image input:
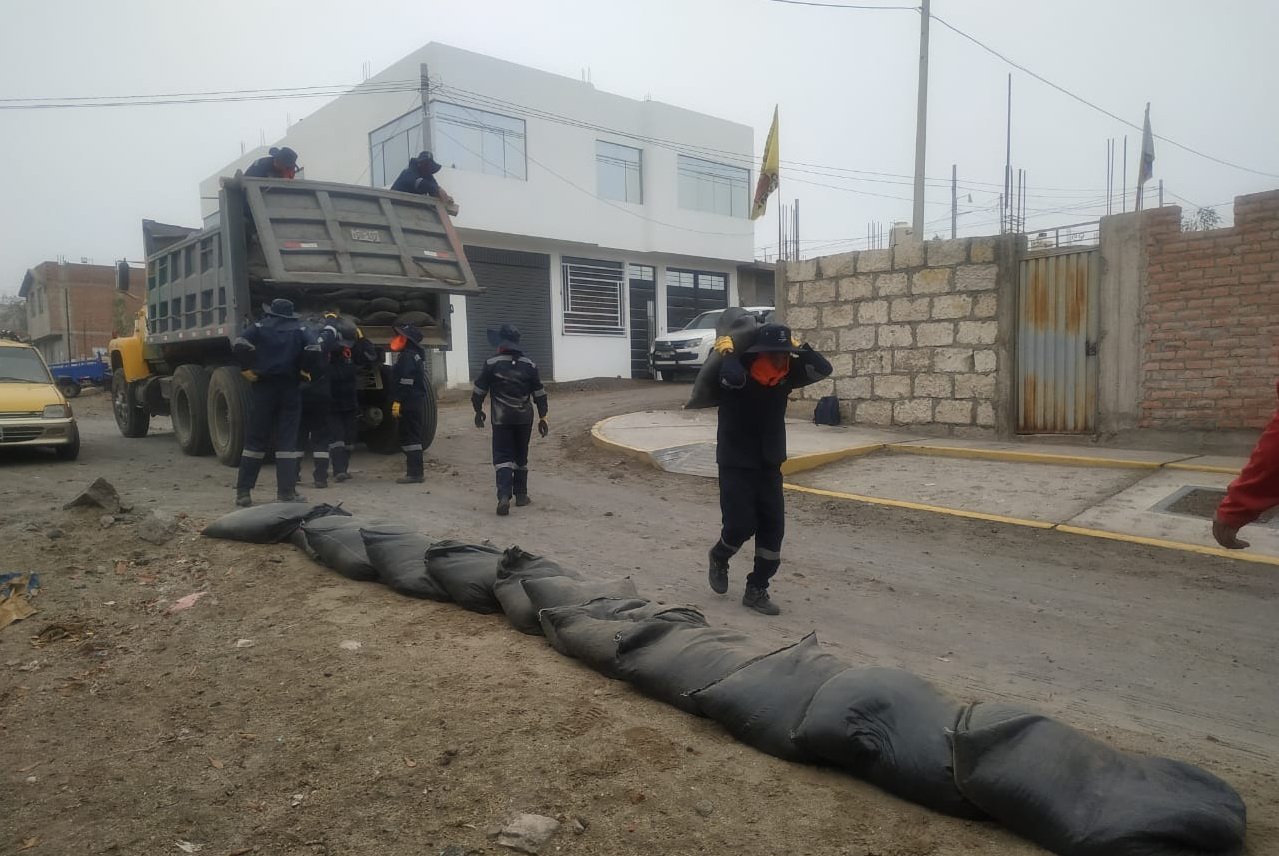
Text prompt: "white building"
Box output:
[[201, 43, 758, 386]]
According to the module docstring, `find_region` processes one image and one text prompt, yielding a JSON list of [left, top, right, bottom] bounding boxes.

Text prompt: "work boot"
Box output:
[[708, 550, 729, 595], [334, 472, 351, 483], [278, 492, 306, 503], [314, 479, 328, 489], [496, 497, 511, 516], [396, 475, 425, 485], [235, 491, 252, 508], [742, 585, 781, 616], [515, 495, 532, 507]]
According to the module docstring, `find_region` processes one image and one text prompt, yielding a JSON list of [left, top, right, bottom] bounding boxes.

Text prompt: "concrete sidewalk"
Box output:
[[592, 409, 1278, 566]]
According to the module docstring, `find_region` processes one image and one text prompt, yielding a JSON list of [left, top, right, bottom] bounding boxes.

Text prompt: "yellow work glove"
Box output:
[[241, 369, 258, 382], [713, 335, 735, 356], [391, 401, 402, 419], [791, 335, 802, 348]]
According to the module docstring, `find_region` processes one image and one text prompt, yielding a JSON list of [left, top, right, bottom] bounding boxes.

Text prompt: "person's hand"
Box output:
[[300, 370, 312, 382], [538, 418, 549, 438], [391, 401, 402, 419], [474, 411, 486, 429], [713, 335, 735, 356], [241, 369, 258, 382], [720, 354, 747, 390], [1212, 519, 1250, 550]]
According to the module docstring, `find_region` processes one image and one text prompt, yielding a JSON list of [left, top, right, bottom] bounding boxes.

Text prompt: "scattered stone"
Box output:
[[338, 640, 362, 651], [100, 514, 116, 529], [46, 529, 64, 541], [63, 478, 125, 514], [439, 747, 459, 766], [439, 847, 472, 856], [492, 813, 560, 855], [570, 818, 587, 835], [234, 639, 256, 649], [138, 510, 178, 545], [694, 801, 714, 818]]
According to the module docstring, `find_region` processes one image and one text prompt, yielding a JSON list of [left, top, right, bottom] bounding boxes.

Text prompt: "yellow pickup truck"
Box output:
[[0, 336, 80, 460]]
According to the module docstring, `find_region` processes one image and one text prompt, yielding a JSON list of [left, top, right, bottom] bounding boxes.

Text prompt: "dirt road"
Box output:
[[2, 382, 1276, 855]]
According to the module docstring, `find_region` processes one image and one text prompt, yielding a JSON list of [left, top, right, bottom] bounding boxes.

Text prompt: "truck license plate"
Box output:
[[349, 228, 381, 243]]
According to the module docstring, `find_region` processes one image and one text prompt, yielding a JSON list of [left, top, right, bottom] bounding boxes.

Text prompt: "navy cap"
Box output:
[[746, 323, 799, 354], [412, 150, 443, 174], [262, 298, 298, 319], [269, 146, 300, 167], [487, 323, 521, 349], [393, 322, 424, 344]]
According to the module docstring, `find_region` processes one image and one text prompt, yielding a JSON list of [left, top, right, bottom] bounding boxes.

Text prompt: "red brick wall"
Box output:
[[1141, 191, 1279, 430]]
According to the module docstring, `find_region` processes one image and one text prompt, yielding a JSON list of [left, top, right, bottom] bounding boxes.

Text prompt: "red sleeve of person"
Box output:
[[1213, 381, 1279, 550]]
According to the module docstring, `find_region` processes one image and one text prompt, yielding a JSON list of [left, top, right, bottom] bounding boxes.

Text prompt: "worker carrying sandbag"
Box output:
[[706, 323, 831, 615]]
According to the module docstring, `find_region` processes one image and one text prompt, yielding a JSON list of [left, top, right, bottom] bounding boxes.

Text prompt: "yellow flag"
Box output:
[[750, 106, 780, 220]]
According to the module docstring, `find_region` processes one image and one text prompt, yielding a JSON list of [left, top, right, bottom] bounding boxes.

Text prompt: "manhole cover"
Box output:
[[1158, 487, 1279, 525]]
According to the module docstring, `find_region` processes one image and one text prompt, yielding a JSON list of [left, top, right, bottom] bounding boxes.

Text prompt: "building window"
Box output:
[[432, 101, 526, 180], [677, 155, 749, 218], [562, 257, 625, 336], [597, 141, 642, 203], [628, 264, 655, 282], [370, 107, 424, 188], [667, 269, 726, 292]]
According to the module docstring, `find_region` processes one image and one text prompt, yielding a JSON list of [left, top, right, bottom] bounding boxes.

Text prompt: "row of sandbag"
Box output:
[[202, 503, 1247, 856]]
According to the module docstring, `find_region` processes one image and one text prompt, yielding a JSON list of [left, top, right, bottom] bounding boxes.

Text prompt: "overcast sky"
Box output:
[[1, 0, 1276, 295]]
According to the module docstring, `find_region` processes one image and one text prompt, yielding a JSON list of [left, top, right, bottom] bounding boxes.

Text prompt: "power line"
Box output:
[[0, 79, 429, 110], [768, 0, 916, 9]]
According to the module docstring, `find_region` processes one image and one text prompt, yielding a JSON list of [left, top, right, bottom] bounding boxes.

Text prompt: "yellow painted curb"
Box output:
[[589, 420, 657, 467], [886, 443, 1166, 470], [1054, 525, 1279, 567], [783, 483, 1056, 529], [1164, 462, 1244, 476], [781, 444, 885, 476]]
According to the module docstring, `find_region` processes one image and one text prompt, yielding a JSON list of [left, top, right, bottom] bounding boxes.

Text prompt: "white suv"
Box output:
[[650, 306, 775, 381]]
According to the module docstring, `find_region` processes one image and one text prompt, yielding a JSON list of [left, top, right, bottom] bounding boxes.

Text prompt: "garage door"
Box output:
[[665, 268, 729, 331], [464, 246, 554, 381]]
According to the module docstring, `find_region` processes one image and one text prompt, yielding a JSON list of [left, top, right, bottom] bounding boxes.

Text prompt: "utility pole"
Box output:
[[951, 164, 958, 239], [1122, 135, 1128, 213], [1003, 74, 1012, 233], [912, 0, 930, 238], [1158, 179, 1164, 207]]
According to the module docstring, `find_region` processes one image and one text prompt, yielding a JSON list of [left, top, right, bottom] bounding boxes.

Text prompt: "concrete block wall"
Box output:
[[1141, 191, 1279, 431], [781, 236, 1018, 436]]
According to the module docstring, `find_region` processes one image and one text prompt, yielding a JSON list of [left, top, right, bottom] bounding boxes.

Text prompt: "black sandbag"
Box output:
[[493, 547, 581, 635], [687, 633, 848, 761], [363, 310, 398, 325], [685, 307, 763, 410], [538, 598, 707, 676], [288, 525, 316, 559], [521, 575, 639, 614], [791, 666, 982, 819], [203, 502, 350, 544], [367, 296, 401, 314], [952, 702, 1247, 856], [425, 540, 503, 613], [361, 524, 449, 601], [303, 516, 377, 582], [615, 621, 769, 715]]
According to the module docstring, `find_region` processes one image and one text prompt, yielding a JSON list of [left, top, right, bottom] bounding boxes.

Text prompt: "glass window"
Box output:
[[0, 347, 50, 383], [432, 101, 526, 180], [677, 155, 749, 218], [666, 269, 696, 291], [562, 257, 625, 336], [370, 108, 424, 188], [628, 264, 655, 281], [596, 141, 642, 203], [683, 310, 724, 331]]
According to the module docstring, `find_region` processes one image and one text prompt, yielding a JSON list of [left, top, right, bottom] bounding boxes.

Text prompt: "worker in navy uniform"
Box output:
[[391, 151, 456, 208], [296, 317, 341, 489], [471, 324, 548, 516], [706, 322, 832, 615], [389, 322, 429, 485], [231, 298, 320, 507], [325, 314, 378, 482], [244, 146, 300, 179]]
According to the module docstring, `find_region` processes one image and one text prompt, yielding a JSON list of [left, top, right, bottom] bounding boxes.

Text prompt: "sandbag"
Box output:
[[203, 502, 350, 544], [521, 575, 639, 614], [685, 308, 763, 410], [791, 666, 982, 819], [395, 310, 436, 328], [952, 702, 1247, 856], [366, 296, 401, 314], [615, 621, 769, 715], [362, 310, 398, 325], [688, 633, 848, 761], [538, 598, 707, 677], [302, 516, 377, 582], [361, 524, 448, 601], [493, 547, 580, 635], [425, 540, 503, 613]]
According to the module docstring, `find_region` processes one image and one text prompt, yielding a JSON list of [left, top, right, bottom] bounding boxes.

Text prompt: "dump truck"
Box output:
[[108, 175, 479, 465]]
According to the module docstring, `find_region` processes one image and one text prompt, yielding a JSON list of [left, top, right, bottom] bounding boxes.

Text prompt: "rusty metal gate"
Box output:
[[1017, 248, 1100, 433]]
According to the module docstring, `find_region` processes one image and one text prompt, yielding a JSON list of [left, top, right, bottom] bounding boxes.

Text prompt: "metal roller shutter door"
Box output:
[[464, 246, 554, 381]]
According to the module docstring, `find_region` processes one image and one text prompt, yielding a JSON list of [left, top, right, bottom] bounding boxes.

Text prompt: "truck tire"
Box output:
[[172, 365, 213, 456], [57, 378, 81, 399], [208, 366, 251, 467], [421, 376, 438, 450], [112, 372, 150, 438]]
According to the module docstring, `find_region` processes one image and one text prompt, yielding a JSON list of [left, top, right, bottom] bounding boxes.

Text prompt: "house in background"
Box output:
[[19, 261, 141, 363], [200, 42, 755, 386]]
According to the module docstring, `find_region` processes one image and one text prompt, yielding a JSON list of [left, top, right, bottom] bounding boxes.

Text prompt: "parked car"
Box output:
[[0, 336, 81, 460], [48, 355, 112, 399], [650, 306, 775, 381]]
